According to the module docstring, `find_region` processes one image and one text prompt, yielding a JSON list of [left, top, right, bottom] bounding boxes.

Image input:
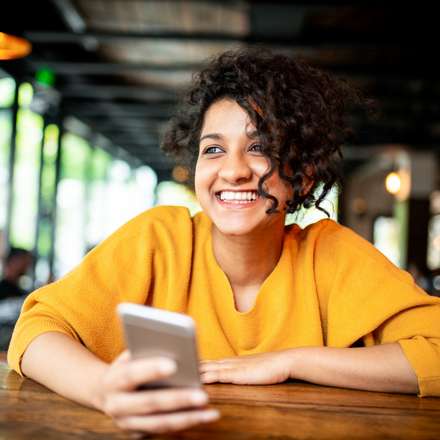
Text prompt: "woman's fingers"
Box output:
[[105, 357, 176, 391], [201, 368, 239, 384], [99, 356, 221, 434], [115, 409, 220, 434], [199, 360, 238, 382], [104, 388, 208, 417]]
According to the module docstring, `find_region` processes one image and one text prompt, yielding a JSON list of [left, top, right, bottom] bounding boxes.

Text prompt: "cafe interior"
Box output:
[[0, 4, 439, 299], [1, 2, 439, 291], [1, 0, 439, 322], [1, 2, 440, 438]]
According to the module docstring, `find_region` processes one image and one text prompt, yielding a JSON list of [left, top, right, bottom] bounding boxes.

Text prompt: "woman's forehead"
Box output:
[[201, 99, 257, 138]]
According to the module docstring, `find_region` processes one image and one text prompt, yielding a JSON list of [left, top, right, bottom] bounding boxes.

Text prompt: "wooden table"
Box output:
[[1, 361, 440, 439]]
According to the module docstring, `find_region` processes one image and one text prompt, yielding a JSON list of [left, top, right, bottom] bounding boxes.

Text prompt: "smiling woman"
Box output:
[[6, 48, 440, 436], [196, 99, 292, 238], [162, 49, 354, 217]]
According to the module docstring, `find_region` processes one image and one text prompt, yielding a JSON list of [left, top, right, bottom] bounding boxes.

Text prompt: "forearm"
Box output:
[[21, 332, 109, 409], [288, 342, 418, 394]]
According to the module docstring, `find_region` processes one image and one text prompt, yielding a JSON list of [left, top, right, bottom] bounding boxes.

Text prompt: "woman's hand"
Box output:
[[200, 350, 293, 385], [97, 350, 220, 434]]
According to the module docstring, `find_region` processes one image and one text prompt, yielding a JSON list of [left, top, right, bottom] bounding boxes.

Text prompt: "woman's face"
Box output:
[[195, 98, 293, 237]]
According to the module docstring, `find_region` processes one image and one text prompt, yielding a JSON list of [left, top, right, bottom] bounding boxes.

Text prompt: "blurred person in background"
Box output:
[[0, 247, 34, 350], [0, 247, 34, 300]]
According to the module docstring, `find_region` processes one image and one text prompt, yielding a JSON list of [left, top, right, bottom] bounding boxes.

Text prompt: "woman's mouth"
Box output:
[[215, 190, 260, 207]]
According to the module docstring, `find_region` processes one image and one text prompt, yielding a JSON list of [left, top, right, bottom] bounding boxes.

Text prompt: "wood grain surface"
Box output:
[[1, 361, 440, 439]]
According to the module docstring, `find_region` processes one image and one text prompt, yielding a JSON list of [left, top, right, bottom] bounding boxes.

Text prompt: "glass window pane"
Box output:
[[373, 216, 400, 266], [134, 165, 157, 211], [87, 157, 157, 247], [0, 110, 12, 230], [86, 148, 111, 247], [54, 133, 90, 277], [156, 181, 200, 215], [9, 101, 43, 249], [0, 77, 15, 107], [427, 214, 440, 270]]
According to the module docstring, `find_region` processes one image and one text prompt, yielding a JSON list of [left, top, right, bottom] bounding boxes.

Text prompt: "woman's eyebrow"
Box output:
[[200, 131, 259, 142], [199, 133, 223, 142]]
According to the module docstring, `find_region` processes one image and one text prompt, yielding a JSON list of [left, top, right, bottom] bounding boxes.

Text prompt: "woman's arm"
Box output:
[[200, 343, 419, 394], [288, 342, 418, 394], [21, 332, 110, 409], [21, 332, 219, 433]]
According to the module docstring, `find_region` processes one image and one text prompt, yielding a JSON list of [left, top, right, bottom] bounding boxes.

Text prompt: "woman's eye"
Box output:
[[203, 146, 223, 154], [249, 143, 263, 153]]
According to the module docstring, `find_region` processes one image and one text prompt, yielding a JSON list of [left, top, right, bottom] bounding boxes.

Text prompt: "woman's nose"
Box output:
[[218, 153, 252, 183]]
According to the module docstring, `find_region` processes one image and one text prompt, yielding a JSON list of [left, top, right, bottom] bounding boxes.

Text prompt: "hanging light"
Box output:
[[385, 171, 401, 195], [385, 167, 411, 200], [0, 32, 32, 60]]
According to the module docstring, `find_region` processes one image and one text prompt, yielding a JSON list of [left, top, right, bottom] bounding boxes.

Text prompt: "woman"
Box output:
[[8, 49, 440, 435]]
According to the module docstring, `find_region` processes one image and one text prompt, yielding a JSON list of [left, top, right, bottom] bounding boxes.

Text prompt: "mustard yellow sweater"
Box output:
[[8, 206, 440, 396]]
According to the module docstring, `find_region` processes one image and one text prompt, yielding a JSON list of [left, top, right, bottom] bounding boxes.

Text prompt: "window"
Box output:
[[9, 83, 42, 250], [373, 216, 400, 266]]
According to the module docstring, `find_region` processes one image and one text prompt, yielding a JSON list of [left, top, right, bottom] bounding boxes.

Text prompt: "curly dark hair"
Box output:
[[161, 47, 365, 215]]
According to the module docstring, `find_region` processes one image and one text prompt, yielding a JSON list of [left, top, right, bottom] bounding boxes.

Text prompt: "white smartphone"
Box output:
[[117, 302, 201, 389]]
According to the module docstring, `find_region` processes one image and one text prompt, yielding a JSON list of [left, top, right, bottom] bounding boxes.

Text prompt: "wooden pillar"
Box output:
[[399, 152, 437, 272], [406, 198, 431, 273]]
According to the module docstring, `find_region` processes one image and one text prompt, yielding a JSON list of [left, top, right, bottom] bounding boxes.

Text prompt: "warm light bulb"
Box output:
[[172, 165, 190, 183], [0, 32, 32, 60], [385, 172, 401, 195]]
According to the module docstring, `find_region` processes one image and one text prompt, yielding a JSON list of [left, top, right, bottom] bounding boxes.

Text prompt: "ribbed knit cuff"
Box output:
[[398, 337, 440, 397]]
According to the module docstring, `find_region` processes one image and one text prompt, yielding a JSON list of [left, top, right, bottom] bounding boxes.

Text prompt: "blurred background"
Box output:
[[0, 1, 439, 346]]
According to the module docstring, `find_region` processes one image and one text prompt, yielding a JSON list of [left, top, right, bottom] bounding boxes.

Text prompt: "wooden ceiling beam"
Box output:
[[59, 85, 178, 101], [25, 29, 421, 46], [30, 60, 199, 74]]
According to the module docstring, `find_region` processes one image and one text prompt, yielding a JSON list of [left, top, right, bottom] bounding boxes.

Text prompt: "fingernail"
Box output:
[[201, 410, 220, 422], [158, 359, 177, 374], [191, 391, 208, 405]]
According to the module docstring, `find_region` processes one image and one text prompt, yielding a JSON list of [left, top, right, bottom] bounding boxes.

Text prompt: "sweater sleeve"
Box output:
[[314, 220, 440, 397], [7, 207, 169, 376]]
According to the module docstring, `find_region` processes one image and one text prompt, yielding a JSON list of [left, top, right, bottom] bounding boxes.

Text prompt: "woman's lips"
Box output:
[[215, 193, 260, 209]]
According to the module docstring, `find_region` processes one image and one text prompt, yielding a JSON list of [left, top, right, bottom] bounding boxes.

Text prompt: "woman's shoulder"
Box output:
[[292, 218, 346, 245], [120, 205, 192, 231], [293, 218, 387, 263], [136, 204, 192, 222], [96, 205, 195, 250], [296, 218, 414, 284]]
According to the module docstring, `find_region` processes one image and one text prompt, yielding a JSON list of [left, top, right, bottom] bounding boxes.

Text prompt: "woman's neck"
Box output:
[[211, 224, 285, 289]]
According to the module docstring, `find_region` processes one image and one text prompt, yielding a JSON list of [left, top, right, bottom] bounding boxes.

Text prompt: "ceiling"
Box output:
[[1, 0, 439, 181]]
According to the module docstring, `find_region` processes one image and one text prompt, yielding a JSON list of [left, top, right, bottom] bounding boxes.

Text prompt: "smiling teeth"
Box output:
[[219, 191, 258, 201]]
